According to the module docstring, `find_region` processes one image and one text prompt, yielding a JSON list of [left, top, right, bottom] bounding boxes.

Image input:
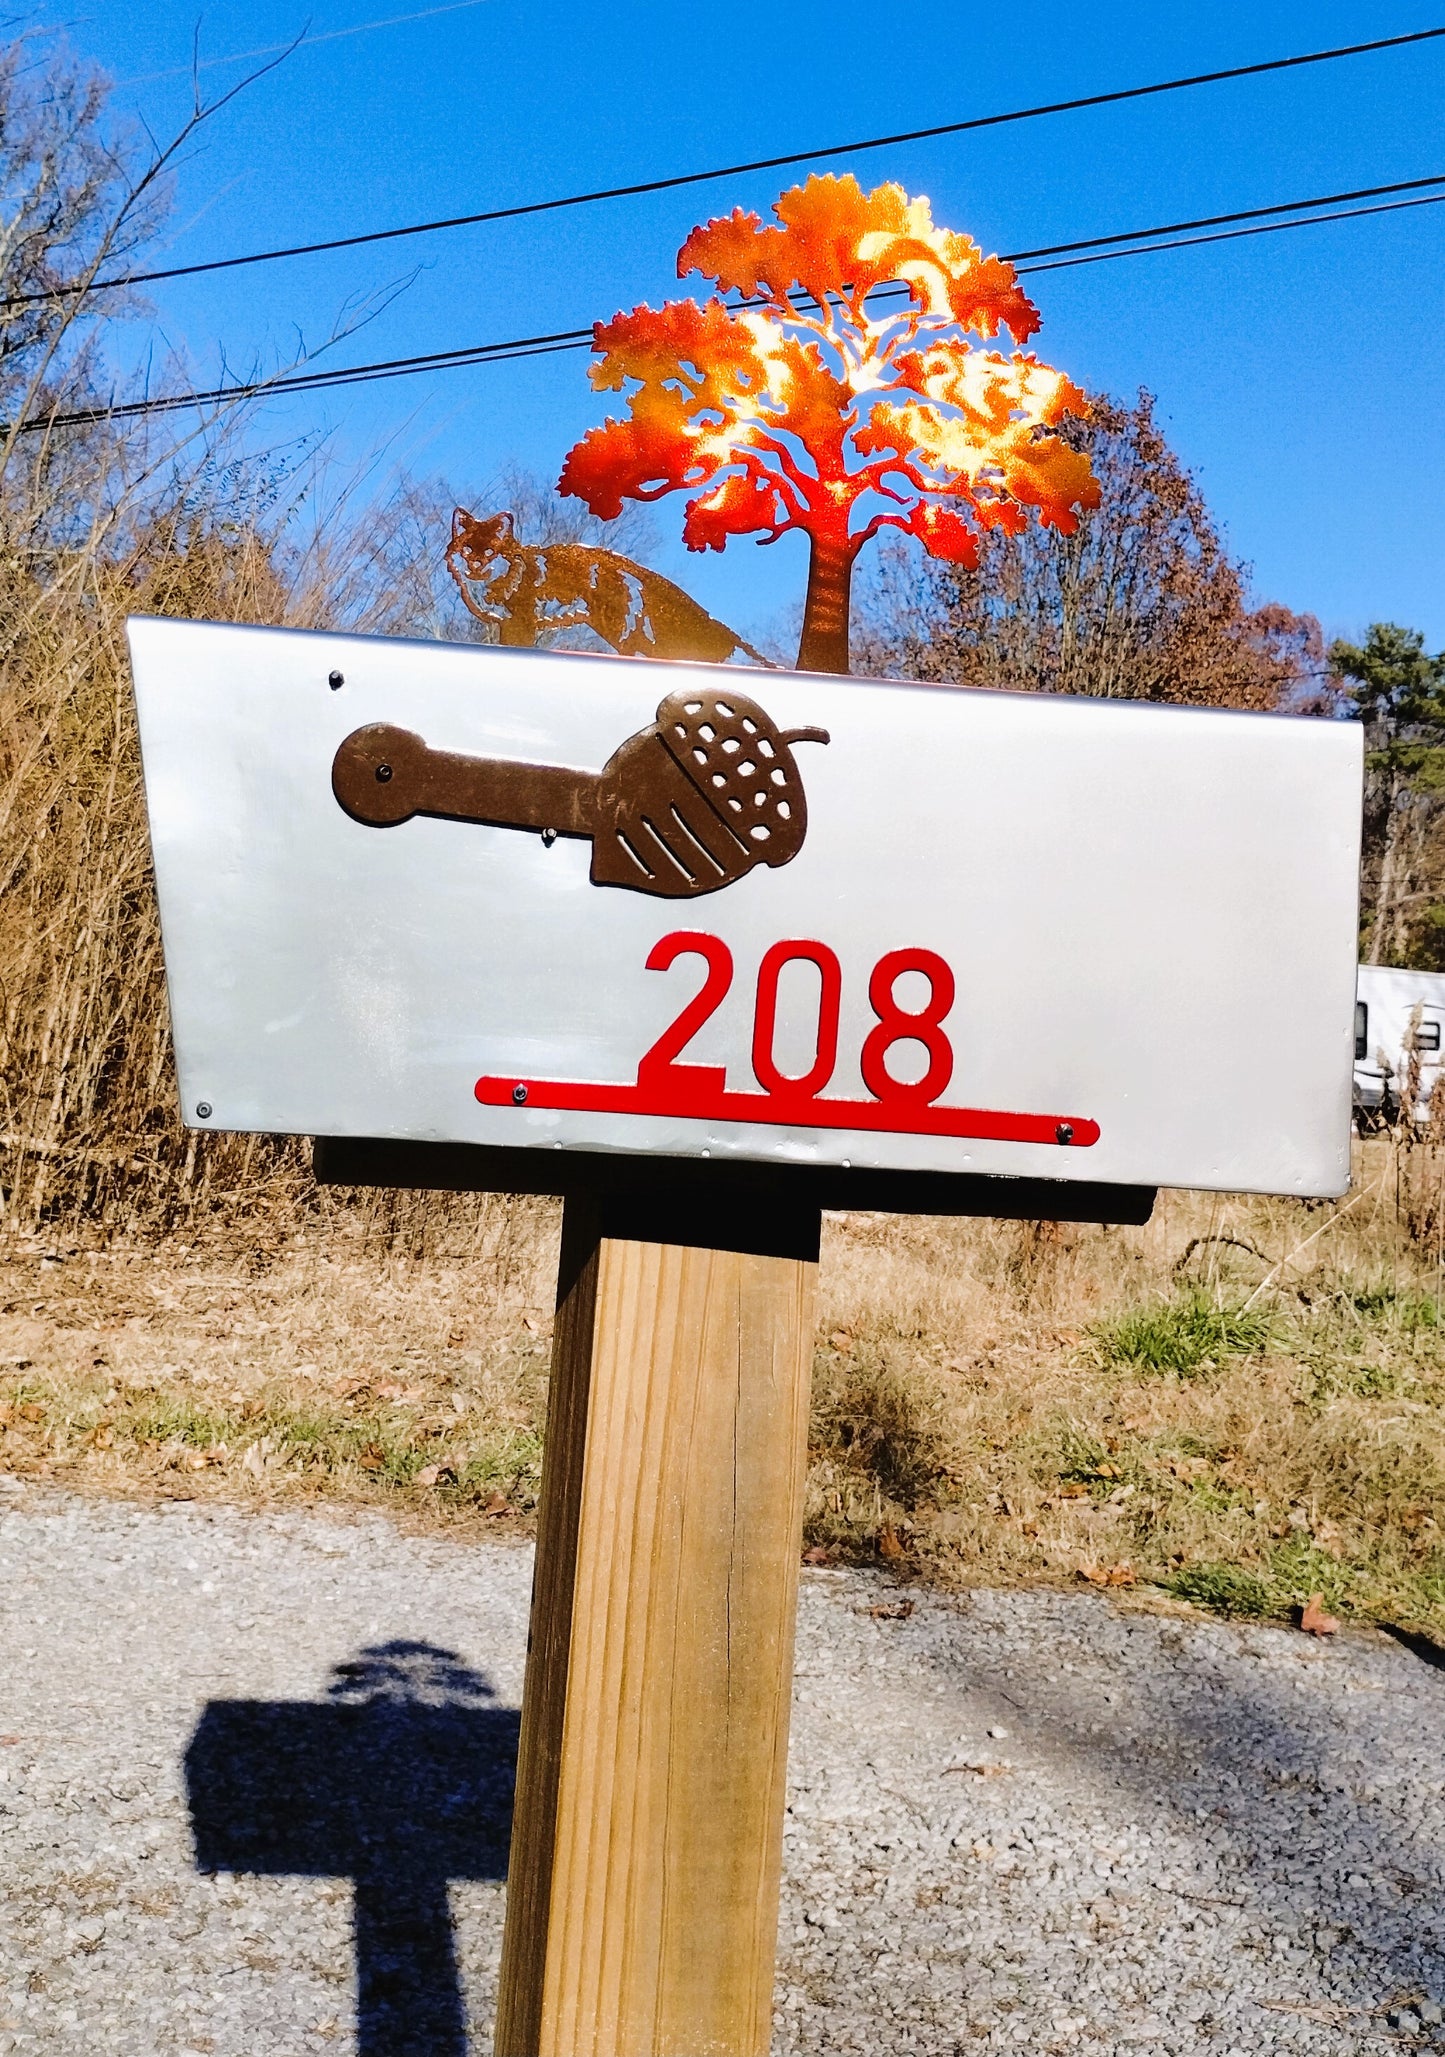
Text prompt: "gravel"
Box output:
[[3, 1478, 1445, 2054]]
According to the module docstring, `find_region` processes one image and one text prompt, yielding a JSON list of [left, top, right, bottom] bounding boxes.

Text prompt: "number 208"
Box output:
[[640, 930, 958, 1105]]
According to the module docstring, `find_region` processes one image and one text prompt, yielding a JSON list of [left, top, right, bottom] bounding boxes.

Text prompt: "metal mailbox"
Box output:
[[127, 617, 1362, 1197]]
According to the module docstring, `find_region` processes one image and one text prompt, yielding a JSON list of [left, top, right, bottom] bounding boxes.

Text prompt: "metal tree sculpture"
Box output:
[[559, 174, 1100, 675]]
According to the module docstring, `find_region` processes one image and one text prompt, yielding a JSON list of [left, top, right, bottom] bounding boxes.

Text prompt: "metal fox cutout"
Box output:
[[445, 509, 770, 668]]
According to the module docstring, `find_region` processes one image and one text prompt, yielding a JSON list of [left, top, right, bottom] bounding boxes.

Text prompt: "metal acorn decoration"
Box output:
[[331, 688, 829, 900]]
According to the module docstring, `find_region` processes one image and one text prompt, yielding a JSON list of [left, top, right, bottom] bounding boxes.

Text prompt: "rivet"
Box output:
[[1055, 1122, 1074, 1145], [541, 827, 558, 847], [375, 764, 393, 783], [512, 1083, 528, 1104], [196, 1102, 213, 1120], [328, 669, 344, 690]]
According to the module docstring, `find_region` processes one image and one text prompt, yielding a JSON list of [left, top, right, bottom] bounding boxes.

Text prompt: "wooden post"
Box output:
[[496, 1189, 820, 2057]]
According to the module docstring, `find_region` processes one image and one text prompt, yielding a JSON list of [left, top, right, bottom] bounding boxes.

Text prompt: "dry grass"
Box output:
[[0, 1194, 558, 1530], [5, 1141, 1445, 1639], [0, 416, 459, 1241]]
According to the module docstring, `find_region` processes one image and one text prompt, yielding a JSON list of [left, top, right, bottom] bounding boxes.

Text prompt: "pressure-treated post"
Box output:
[[496, 1189, 819, 2057]]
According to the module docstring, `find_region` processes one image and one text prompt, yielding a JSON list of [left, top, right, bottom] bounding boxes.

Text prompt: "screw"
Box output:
[[512, 1083, 528, 1104], [541, 827, 558, 847], [196, 1102, 213, 1120], [1055, 1122, 1074, 1145], [328, 669, 344, 690], [375, 763, 393, 783]]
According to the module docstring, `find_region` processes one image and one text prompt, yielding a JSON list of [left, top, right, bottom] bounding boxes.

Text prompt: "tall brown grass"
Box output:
[[0, 422, 468, 1237]]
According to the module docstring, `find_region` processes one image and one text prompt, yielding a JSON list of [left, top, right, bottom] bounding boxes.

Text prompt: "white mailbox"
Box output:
[[128, 618, 1362, 1198]]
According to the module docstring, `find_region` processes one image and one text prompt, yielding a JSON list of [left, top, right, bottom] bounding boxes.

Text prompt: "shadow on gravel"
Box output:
[[186, 1640, 519, 2056], [921, 1601, 1445, 2017]]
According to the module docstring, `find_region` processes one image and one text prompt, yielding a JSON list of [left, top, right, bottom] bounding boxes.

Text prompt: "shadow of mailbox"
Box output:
[[185, 1641, 519, 2056]]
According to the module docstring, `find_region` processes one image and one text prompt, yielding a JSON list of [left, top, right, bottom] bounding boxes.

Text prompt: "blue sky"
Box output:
[[55, 0, 1445, 652]]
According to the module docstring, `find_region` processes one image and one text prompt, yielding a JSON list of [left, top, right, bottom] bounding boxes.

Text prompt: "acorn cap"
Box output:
[[588, 688, 829, 898], [655, 689, 829, 868]]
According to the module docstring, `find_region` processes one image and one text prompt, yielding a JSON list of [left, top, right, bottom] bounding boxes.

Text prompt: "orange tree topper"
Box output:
[[559, 174, 1100, 674]]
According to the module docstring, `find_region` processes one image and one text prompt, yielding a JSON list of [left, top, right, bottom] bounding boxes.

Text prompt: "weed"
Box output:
[[1090, 1291, 1272, 1377], [1166, 1562, 1271, 1617], [126, 1398, 239, 1449], [1350, 1282, 1443, 1331]]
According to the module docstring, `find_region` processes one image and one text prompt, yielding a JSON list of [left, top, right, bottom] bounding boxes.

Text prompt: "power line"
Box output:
[[11, 23, 1445, 307], [997, 171, 1445, 263], [1021, 187, 1445, 275], [15, 177, 1445, 435]]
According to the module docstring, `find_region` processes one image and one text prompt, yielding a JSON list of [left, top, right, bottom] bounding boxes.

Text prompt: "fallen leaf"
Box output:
[[482, 1491, 511, 1516], [877, 1524, 905, 1561], [356, 1444, 386, 1472], [1300, 1593, 1339, 1636], [802, 1545, 835, 1565], [17, 1403, 43, 1424], [868, 1599, 915, 1621], [414, 1464, 441, 1489], [0, 1735, 20, 1745], [1057, 1481, 1090, 1500], [372, 1380, 407, 1402], [446, 1330, 466, 1347], [89, 1424, 114, 1450], [1077, 1561, 1135, 1588], [829, 1330, 854, 1355]]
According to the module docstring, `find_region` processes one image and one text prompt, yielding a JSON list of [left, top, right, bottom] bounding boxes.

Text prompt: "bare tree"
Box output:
[[854, 390, 1324, 712]]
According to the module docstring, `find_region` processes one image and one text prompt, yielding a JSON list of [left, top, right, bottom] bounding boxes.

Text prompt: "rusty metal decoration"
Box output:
[[446, 509, 770, 667], [557, 175, 1101, 677], [332, 688, 829, 900]]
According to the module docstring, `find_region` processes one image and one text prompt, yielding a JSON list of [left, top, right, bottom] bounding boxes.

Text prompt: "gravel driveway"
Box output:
[[2, 1479, 1444, 2055]]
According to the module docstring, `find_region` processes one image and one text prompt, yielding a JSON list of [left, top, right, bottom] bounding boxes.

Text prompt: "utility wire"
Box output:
[[15, 176, 1445, 435], [11, 22, 1445, 306]]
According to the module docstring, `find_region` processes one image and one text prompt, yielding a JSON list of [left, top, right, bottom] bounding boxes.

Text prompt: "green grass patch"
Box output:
[[1050, 1429, 1140, 1497], [126, 1397, 241, 1448], [1348, 1281, 1443, 1332], [1090, 1291, 1272, 1378], [1309, 1359, 1416, 1402], [1165, 1561, 1271, 1617]]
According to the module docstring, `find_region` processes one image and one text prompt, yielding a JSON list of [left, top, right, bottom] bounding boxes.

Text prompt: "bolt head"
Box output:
[[196, 1102, 213, 1120], [1055, 1121, 1074, 1145], [375, 763, 393, 783], [512, 1083, 528, 1105], [328, 669, 344, 690]]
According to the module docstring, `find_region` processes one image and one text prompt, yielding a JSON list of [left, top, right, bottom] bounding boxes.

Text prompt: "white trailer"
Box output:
[[1354, 963, 1445, 1122]]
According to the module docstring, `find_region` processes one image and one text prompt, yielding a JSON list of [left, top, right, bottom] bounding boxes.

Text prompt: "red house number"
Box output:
[[476, 930, 1098, 1149]]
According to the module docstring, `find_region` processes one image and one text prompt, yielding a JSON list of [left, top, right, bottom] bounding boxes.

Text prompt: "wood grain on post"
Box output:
[[496, 1191, 819, 2057]]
